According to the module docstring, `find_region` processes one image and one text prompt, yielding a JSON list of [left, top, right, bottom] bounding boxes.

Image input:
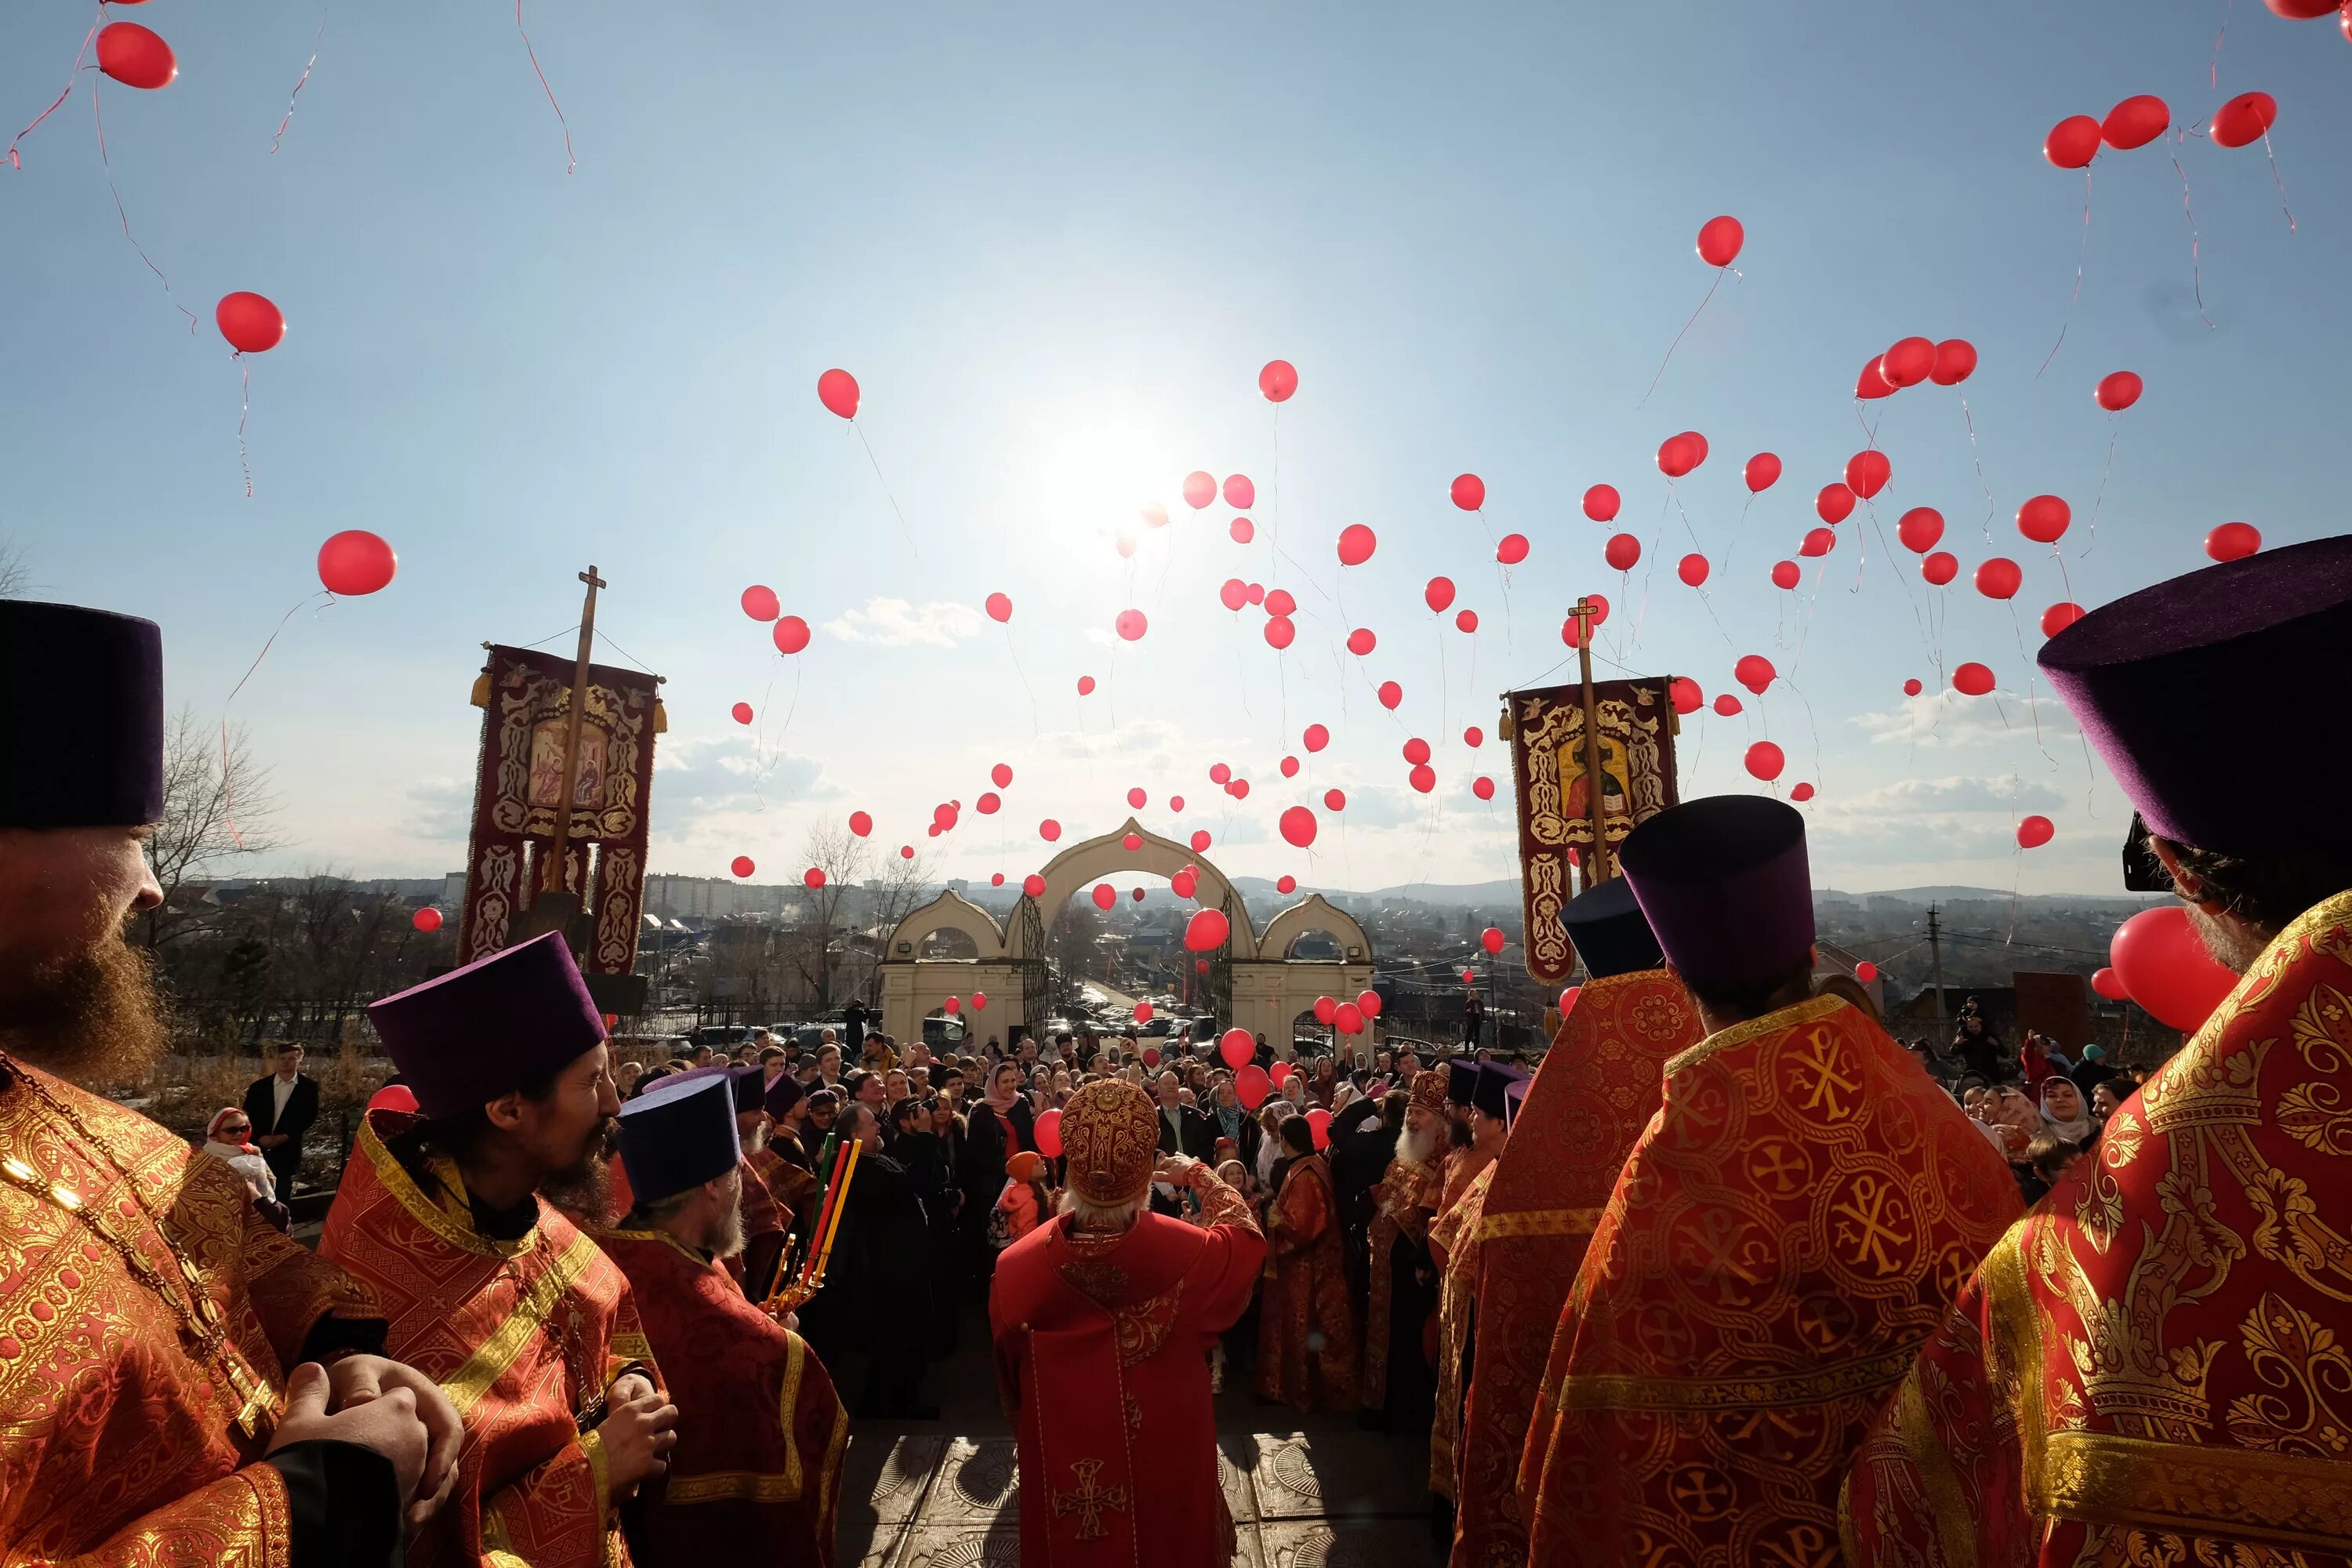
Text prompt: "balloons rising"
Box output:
[[984, 592, 1013, 624], [1276, 875, 1297, 895], [803, 866, 828, 889], [1903, 677, 1923, 697], [1497, 534, 1530, 566], [2207, 521, 2262, 561], [1744, 452, 1782, 492], [1845, 448, 1892, 499], [97, 23, 177, 89], [216, 292, 286, 354], [1040, 819, 1062, 842], [1604, 533, 1641, 572], [2111, 905, 2239, 1032], [2095, 371, 2143, 412], [1077, 675, 1096, 695], [1878, 339, 1933, 390], [1471, 775, 1496, 800], [1184, 908, 1230, 952], [1408, 764, 1436, 794], [1454, 609, 1479, 633], [317, 531, 397, 596], [1234, 1065, 1272, 1111], [2265, 0, 2341, 15], [1115, 608, 1148, 641], [1857, 359, 1896, 400], [1922, 551, 1959, 586], [1480, 927, 1504, 955], [1657, 433, 1702, 478], [1259, 359, 1298, 402], [1713, 693, 1743, 717], [741, 585, 779, 621], [730, 702, 753, 725], [1266, 588, 1298, 617], [1582, 485, 1621, 523], [1952, 662, 1996, 696], [1359, 989, 1384, 1019], [1223, 475, 1255, 509], [2101, 94, 2171, 151], [1931, 339, 1979, 386], [1377, 681, 1403, 710], [1854, 961, 1878, 983], [730, 855, 755, 878], [1279, 806, 1318, 848], [1744, 741, 1786, 782], [1800, 528, 1837, 558], [1791, 782, 1817, 802], [772, 615, 811, 655], [1817, 484, 1856, 525], [1219, 578, 1248, 612], [1669, 677, 1703, 714], [412, 907, 443, 933], [1265, 615, 1297, 650], [1678, 554, 1710, 587], [816, 368, 859, 419], [1402, 736, 1432, 766], [2210, 91, 2278, 148], [1229, 517, 1254, 543], [2016, 495, 2071, 544], [1127, 786, 1148, 810], [1183, 471, 1218, 510], [2042, 602, 2086, 637], [1734, 653, 1777, 694], [849, 810, 873, 836], [2016, 815, 2055, 850], [1171, 867, 1199, 899], [1218, 1028, 1254, 1069], [1091, 883, 1116, 910], [1450, 474, 1486, 511], [2044, 114, 2103, 169], [1425, 576, 1457, 613], [1323, 788, 1346, 811], [1337, 524, 1377, 567], [1696, 215, 1744, 267], [1975, 557, 2024, 601], [1304, 723, 1330, 753], [1896, 508, 1944, 554], [1023, 873, 1047, 898]]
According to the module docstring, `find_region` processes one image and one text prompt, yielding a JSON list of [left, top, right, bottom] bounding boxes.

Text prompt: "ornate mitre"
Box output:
[[1408, 1069, 1450, 1116], [1061, 1080, 1160, 1203]]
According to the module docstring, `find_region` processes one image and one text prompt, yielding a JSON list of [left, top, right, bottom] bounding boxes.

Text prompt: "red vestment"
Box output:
[[1431, 1158, 1497, 1501], [595, 1228, 848, 1568], [0, 1061, 382, 1565], [1843, 889, 2352, 1566], [990, 1178, 1265, 1568], [1520, 993, 2023, 1567], [1258, 1152, 1361, 1412], [321, 1111, 657, 1568], [1451, 969, 1700, 1568], [1362, 1154, 1443, 1410], [1439, 1142, 1495, 1218]]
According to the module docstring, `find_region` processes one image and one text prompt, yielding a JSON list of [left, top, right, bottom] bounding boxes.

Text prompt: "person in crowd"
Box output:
[[0, 599, 454, 1565], [993, 1149, 1053, 1245], [1951, 1011, 2004, 1081], [1455, 877, 1700, 1568], [814, 1043, 843, 1087], [617, 1058, 646, 1098], [1324, 1085, 1392, 1311], [1308, 1054, 1340, 1109], [1428, 1061, 1520, 1523], [204, 1104, 280, 1207], [1849, 539, 2352, 1563], [756, 1042, 789, 1088], [1258, 1115, 1360, 1412], [641, 1064, 792, 1299], [1207, 1075, 1257, 1171], [2089, 1075, 2129, 1121], [1259, 1101, 1299, 1192], [324, 931, 678, 1563], [799, 1102, 937, 1419], [959, 1060, 1036, 1287], [1521, 797, 2020, 1565], [689, 1044, 716, 1069], [2067, 1040, 2113, 1096], [597, 1073, 847, 1568], [1436, 1059, 1492, 1215], [1363, 1073, 1446, 1430], [241, 1040, 320, 1202], [2038, 1075, 2096, 1143], [991, 1080, 1262, 1566], [1153, 1067, 1218, 1161], [1461, 989, 1486, 1047]]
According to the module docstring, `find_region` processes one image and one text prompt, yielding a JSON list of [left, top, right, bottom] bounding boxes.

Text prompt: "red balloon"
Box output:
[[740, 585, 779, 621], [2016, 495, 2071, 543], [1713, 693, 1743, 717], [1259, 360, 1298, 402], [1169, 795, 1184, 811], [1265, 588, 1297, 617], [730, 855, 755, 878], [1229, 517, 1254, 543], [1930, 339, 1979, 386], [1279, 806, 1318, 848], [991, 763, 1014, 789], [2267, 0, 2341, 14], [1323, 788, 1346, 811], [1454, 608, 1479, 633], [1076, 675, 1096, 695], [977, 792, 1000, 814], [1922, 551, 1958, 586], [1604, 532, 1641, 572], [1378, 681, 1403, 710], [2016, 815, 2054, 850], [849, 810, 873, 836], [1677, 553, 1710, 587], [1276, 875, 1297, 895], [1744, 741, 1785, 782], [1817, 484, 1856, 525], [1857, 358, 1896, 399], [1091, 883, 1115, 910], [1359, 989, 1384, 1018], [1408, 764, 1436, 794], [1023, 873, 1047, 898], [1234, 1065, 1272, 1111], [215, 292, 286, 354], [1854, 960, 1877, 982], [1975, 557, 2023, 600], [1220, 1028, 1254, 1069], [2044, 114, 2103, 169], [2111, 905, 2239, 1032], [1114, 608, 1149, 642], [1331, 1002, 1363, 1042], [900, 844, 915, 859], [1223, 474, 1255, 509], [317, 530, 397, 595], [1313, 996, 1338, 1025], [1744, 452, 1782, 492], [1480, 926, 1504, 955], [983, 591, 1013, 624], [1264, 615, 1297, 651], [96, 23, 177, 89], [1229, 779, 1250, 802], [731, 701, 753, 724], [2092, 966, 2129, 1001], [1171, 867, 1199, 899], [2094, 371, 2143, 412], [1735, 653, 1777, 694], [803, 866, 828, 889], [1582, 485, 1621, 523], [1184, 908, 1230, 951], [1471, 775, 1496, 800], [1304, 723, 1330, 752], [1879, 339, 1934, 390], [1770, 560, 1800, 590], [2101, 94, 2171, 151], [1657, 434, 1700, 478], [1450, 474, 1486, 510], [1402, 737, 1432, 766], [772, 615, 811, 655], [1137, 505, 1167, 533], [1790, 782, 1816, 802], [1557, 986, 1581, 1017], [1126, 786, 1148, 809], [1033, 1108, 1065, 1158], [1896, 508, 1944, 554], [412, 907, 443, 933], [1040, 818, 1062, 841], [1218, 578, 1249, 612], [1425, 576, 1457, 613], [1669, 677, 1703, 714], [1844, 449, 1891, 500], [2206, 521, 2261, 561], [1903, 677, 1924, 697], [1279, 755, 1300, 778], [816, 368, 859, 419], [1210, 763, 1232, 786], [1696, 215, 1744, 267], [1183, 471, 1218, 510], [2041, 602, 2086, 637], [1497, 533, 1530, 565], [1952, 662, 1996, 696], [1799, 528, 1837, 558], [2209, 90, 2277, 151], [1337, 524, 1377, 566]]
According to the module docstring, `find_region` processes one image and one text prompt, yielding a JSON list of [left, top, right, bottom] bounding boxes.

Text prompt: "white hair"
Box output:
[[1399, 1121, 1442, 1167], [1058, 1187, 1145, 1233]]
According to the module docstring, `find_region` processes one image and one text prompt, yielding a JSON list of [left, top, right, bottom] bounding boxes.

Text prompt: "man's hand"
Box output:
[[1151, 1153, 1199, 1187], [597, 1385, 679, 1499], [258, 1133, 288, 1149], [608, 1371, 656, 1407], [270, 1363, 430, 1528], [325, 1355, 464, 1525]]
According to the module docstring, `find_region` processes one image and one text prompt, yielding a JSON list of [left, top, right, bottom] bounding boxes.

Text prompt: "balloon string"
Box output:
[[1958, 394, 1996, 542], [514, 0, 576, 173], [268, 2, 328, 154], [236, 358, 256, 499], [1636, 268, 1722, 408], [5, 13, 99, 169], [2209, 0, 2232, 89], [2168, 148, 2216, 332], [2036, 169, 2093, 379], [1002, 626, 1039, 738], [222, 592, 336, 848], [749, 656, 785, 810], [2005, 601, 2058, 769], [850, 419, 917, 557], [1722, 493, 1753, 577], [91, 79, 198, 333], [2082, 423, 2118, 559], [2259, 128, 2296, 234], [1784, 676, 1827, 800]]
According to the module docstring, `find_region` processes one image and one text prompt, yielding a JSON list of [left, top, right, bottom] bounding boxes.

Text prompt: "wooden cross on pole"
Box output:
[[539, 565, 606, 895], [1569, 595, 1614, 887]]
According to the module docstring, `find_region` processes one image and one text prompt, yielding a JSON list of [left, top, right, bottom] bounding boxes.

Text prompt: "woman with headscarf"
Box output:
[[2038, 1076, 2096, 1143], [1986, 1083, 2051, 1199], [1308, 1056, 1340, 1110], [202, 1107, 290, 1232], [958, 1059, 1036, 1286]]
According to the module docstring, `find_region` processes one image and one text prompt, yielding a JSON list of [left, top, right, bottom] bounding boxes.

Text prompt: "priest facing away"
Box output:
[[990, 1078, 1265, 1567]]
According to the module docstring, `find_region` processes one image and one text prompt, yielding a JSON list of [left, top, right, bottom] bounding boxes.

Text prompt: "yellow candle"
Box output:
[[811, 1139, 861, 1287]]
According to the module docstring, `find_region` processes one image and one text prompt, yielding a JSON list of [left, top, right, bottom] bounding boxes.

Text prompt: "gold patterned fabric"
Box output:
[[1521, 994, 2023, 1566], [1061, 1080, 1160, 1204], [1431, 1159, 1498, 1501], [1410, 1069, 1452, 1117], [1842, 888, 2352, 1566]]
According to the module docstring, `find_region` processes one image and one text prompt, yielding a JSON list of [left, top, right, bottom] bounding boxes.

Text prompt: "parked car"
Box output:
[[921, 1015, 969, 1051], [693, 1025, 757, 1051]]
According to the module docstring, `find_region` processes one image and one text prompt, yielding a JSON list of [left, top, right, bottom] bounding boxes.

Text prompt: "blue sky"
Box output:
[[4, 1, 2346, 895]]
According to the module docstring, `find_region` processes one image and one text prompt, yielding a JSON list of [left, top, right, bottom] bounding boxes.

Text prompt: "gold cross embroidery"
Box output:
[[1050, 1457, 1127, 1542]]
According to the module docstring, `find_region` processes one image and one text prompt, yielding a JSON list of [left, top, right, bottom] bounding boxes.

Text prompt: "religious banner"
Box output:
[[458, 644, 663, 985], [1503, 677, 1679, 985]]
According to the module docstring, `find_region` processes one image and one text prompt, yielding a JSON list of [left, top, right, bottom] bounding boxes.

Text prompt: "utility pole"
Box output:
[[1927, 905, 1948, 1034]]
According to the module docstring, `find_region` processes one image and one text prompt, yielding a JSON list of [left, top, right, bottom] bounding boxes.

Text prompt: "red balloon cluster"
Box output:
[[1860, 337, 1975, 398]]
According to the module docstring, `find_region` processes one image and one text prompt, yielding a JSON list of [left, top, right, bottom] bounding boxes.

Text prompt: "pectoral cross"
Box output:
[[1051, 1458, 1127, 1542], [539, 566, 606, 895], [1567, 595, 1614, 887]]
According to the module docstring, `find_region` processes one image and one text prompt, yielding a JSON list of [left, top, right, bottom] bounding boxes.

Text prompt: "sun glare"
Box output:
[[1024, 405, 1186, 544]]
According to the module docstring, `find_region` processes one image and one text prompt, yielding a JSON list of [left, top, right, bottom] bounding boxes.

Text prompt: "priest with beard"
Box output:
[[598, 1071, 848, 1568], [321, 930, 681, 1567], [0, 601, 461, 1565], [1363, 1069, 1450, 1429], [619, 1064, 793, 1301]]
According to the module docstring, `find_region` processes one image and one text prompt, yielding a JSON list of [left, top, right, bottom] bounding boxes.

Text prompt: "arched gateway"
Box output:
[[877, 818, 1372, 1058]]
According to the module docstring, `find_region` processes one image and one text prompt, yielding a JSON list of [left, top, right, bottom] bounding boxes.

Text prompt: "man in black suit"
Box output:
[[1151, 1069, 1218, 1160], [241, 1040, 319, 1200]]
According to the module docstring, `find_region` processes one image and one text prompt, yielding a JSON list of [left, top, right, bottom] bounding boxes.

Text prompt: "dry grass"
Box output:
[[146, 1041, 391, 1192]]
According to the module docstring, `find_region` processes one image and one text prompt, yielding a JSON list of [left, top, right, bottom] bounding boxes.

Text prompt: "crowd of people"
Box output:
[[3, 539, 2350, 1568]]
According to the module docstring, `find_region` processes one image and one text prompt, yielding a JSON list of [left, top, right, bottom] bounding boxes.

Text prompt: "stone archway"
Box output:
[[1234, 895, 1374, 1061]]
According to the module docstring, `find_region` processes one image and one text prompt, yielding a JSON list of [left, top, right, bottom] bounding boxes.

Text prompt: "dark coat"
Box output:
[[241, 1072, 319, 1193], [1153, 1102, 1219, 1161], [958, 1098, 1036, 1199]]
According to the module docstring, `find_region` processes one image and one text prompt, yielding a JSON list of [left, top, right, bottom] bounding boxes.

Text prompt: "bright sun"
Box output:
[[1023, 403, 1187, 544]]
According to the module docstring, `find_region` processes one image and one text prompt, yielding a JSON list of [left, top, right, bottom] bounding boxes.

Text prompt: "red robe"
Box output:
[[0, 1060, 383, 1565], [1362, 1153, 1443, 1410], [1258, 1152, 1361, 1412], [1451, 968, 1700, 1568], [991, 1177, 1265, 1568], [595, 1227, 848, 1568], [321, 1110, 658, 1568], [1431, 1158, 1498, 1501], [1520, 993, 2023, 1566], [1843, 887, 2352, 1566]]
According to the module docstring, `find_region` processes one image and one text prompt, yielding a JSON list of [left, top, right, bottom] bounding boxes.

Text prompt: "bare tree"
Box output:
[[783, 824, 873, 1012], [0, 538, 28, 600], [140, 709, 279, 950]]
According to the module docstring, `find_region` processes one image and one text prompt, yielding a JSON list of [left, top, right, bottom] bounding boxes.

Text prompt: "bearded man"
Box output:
[[598, 1072, 848, 1568], [0, 600, 465, 1564], [991, 1079, 1265, 1566], [1845, 537, 2352, 1564], [617, 1064, 793, 1299], [321, 931, 681, 1566], [1363, 1070, 1450, 1428]]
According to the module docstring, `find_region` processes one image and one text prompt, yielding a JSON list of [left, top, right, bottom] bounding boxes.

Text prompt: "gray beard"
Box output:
[[706, 1201, 746, 1259], [1399, 1124, 1442, 1166], [2184, 901, 2270, 976]]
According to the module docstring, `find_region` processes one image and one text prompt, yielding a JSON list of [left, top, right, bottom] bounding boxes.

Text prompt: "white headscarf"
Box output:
[[2039, 1079, 2096, 1142]]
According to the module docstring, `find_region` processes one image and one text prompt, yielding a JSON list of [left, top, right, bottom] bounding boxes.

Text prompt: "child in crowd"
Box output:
[[993, 1149, 1056, 1247]]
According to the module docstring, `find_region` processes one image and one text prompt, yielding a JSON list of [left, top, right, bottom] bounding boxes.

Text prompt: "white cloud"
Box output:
[[822, 597, 987, 648], [1848, 692, 2080, 750], [401, 777, 476, 843]]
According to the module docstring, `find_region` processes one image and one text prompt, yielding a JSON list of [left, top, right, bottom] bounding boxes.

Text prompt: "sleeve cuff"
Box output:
[[265, 1439, 405, 1568], [299, 1315, 391, 1363]]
